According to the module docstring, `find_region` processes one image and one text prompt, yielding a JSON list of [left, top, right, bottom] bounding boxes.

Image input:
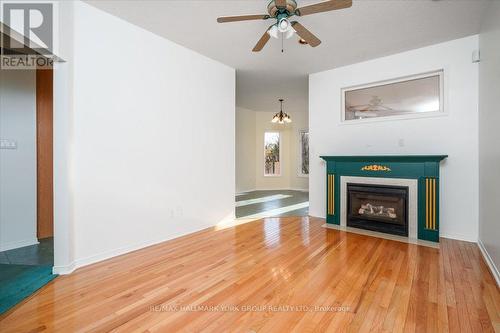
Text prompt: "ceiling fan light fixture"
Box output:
[[268, 25, 279, 39], [268, 24, 295, 39], [277, 18, 291, 33]]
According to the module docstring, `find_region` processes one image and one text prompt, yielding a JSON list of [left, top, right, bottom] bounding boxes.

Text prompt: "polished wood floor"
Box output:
[[1, 217, 499, 332]]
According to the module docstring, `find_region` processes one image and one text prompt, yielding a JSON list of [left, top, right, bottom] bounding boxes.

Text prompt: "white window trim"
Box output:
[[264, 131, 281, 177], [340, 69, 445, 124], [298, 129, 309, 178]]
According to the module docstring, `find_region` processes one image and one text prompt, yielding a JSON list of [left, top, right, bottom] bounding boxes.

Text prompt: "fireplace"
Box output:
[[321, 155, 447, 242], [347, 183, 408, 236]]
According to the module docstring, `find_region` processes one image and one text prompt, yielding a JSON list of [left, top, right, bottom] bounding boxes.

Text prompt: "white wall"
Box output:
[[53, 1, 235, 273], [478, 1, 500, 282], [236, 107, 256, 193], [0, 69, 38, 251], [309, 36, 479, 242], [53, 0, 76, 273]]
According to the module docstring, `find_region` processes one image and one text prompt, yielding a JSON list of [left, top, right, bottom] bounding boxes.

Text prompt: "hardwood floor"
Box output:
[[0, 217, 499, 332]]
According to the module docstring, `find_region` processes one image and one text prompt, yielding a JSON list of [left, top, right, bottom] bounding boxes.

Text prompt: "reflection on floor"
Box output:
[[2, 217, 498, 332], [236, 190, 309, 218], [0, 238, 56, 315]]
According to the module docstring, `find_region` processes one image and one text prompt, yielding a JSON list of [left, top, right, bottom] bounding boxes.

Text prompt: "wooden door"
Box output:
[[36, 68, 53, 239]]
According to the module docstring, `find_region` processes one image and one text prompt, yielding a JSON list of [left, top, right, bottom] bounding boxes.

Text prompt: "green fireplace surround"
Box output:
[[320, 155, 448, 242]]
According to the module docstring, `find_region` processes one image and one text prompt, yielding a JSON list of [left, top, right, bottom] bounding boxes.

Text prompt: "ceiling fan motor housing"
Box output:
[[267, 0, 298, 17]]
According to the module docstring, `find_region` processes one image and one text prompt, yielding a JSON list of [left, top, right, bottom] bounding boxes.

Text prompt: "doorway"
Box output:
[[235, 108, 309, 220]]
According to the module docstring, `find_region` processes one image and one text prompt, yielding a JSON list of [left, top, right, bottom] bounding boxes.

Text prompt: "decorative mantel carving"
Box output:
[[361, 164, 391, 172]]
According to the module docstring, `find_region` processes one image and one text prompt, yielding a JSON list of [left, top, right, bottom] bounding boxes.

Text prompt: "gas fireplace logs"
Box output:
[[358, 203, 397, 219]]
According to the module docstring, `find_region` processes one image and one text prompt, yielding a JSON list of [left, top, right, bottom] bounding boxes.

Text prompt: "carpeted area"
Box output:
[[0, 238, 54, 266], [0, 238, 56, 315], [0, 264, 56, 314]]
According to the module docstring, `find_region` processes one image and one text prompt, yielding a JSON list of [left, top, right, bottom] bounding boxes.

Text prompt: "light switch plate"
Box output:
[[0, 139, 17, 149]]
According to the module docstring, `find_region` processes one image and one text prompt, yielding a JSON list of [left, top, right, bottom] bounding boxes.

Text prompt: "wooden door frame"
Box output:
[[36, 68, 54, 239]]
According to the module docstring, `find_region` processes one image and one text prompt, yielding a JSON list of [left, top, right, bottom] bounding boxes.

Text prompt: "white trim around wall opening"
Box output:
[[297, 129, 309, 178], [340, 69, 445, 124]]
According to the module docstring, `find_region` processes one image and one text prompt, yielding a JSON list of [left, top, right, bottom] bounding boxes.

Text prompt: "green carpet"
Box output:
[[0, 264, 57, 315]]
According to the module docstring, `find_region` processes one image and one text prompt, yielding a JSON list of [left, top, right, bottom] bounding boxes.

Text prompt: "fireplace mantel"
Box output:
[[320, 155, 448, 163], [320, 155, 447, 242]]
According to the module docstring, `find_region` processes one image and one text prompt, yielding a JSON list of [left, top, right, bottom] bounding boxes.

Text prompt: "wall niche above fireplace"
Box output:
[[347, 183, 408, 237]]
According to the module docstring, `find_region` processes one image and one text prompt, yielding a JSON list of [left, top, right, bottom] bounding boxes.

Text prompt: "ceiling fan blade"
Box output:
[[291, 22, 321, 47], [295, 0, 352, 16], [252, 26, 272, 52], [275, 0, 287, 8], [217, 14, 269, 23]]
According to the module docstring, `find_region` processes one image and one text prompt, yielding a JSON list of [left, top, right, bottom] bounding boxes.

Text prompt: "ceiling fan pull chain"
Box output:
[[281, 32, 284, 53]]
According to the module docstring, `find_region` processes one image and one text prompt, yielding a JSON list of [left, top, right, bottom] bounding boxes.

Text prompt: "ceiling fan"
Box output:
[[217, 0, 352, 52]]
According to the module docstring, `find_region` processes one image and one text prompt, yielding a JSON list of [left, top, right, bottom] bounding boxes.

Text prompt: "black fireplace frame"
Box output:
[[347, 183, 409, 237]]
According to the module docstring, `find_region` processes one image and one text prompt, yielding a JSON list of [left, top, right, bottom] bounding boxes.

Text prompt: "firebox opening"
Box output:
[[347, 183, 409, 236]]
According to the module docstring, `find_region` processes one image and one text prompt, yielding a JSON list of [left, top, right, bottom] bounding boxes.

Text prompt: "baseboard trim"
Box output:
[[322, 223, 439, 249], [0, 238, 39, 252], [243, 187, 309, 193], [236, 190, 255, 195], [440, 233, 477, 243], [477, 239, 500, 287], [310, 215, 480, 243], [74, 235, 188, 270], [54, 224, 217, 275], [287, 188, 309, 192], [236, 187, 309, 195], [53, 262, 76, 275]]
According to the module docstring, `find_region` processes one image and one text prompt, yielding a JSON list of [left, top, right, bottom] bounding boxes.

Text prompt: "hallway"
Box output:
[[236, 190, 308, 218]]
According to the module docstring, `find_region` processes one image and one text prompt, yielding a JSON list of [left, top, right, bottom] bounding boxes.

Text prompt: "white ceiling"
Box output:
[[86, 0, 488, 113]]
